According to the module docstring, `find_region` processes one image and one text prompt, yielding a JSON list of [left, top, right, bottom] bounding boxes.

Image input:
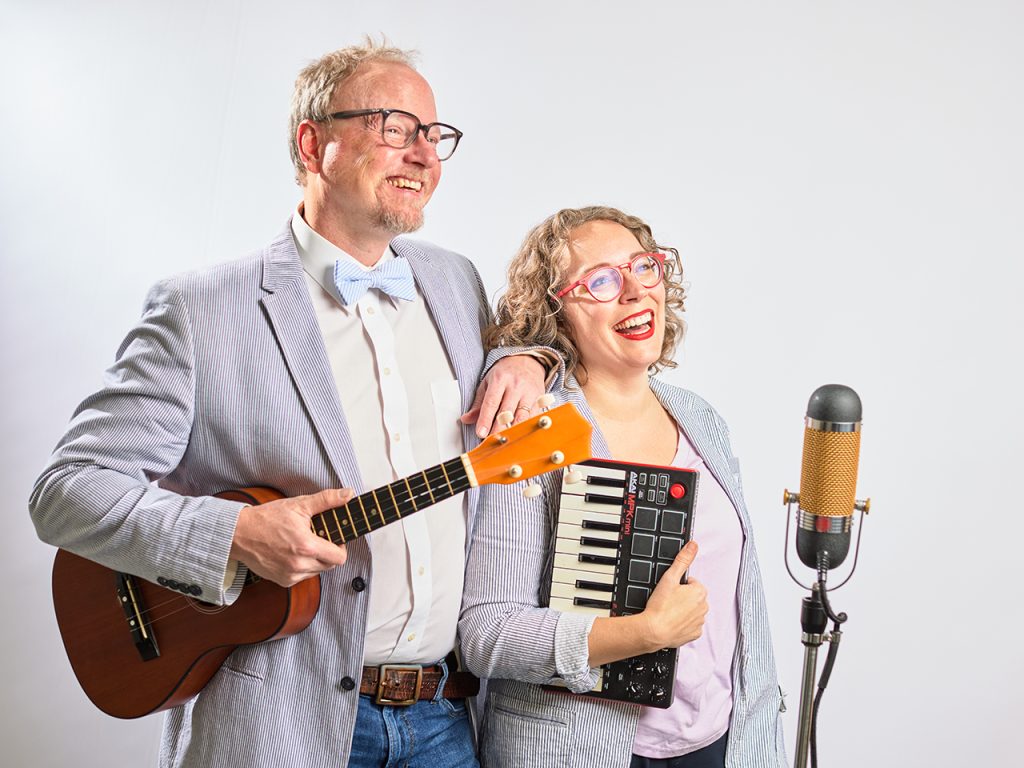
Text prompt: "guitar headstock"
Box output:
[[466, 403, 593, 487]]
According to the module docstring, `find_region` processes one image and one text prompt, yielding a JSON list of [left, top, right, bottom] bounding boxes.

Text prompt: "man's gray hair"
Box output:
[[289, 39, 417, 185]]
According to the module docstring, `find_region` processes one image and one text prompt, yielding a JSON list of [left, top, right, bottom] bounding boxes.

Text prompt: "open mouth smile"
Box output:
[[386, 176, 424, 192], [612, 309, 655, 341]]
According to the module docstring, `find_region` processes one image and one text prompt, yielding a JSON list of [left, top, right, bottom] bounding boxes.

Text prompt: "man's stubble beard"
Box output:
[[374, 202, 424, 235]]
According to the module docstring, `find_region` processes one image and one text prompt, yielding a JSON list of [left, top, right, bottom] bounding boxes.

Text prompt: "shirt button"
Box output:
[[393, 433, 401, 442], [340, 676, 356, 691], [417, 566, 425, 577], [407, 633, 416, 643], [383, 367, 391, 376], [351, 576, 366, 592], [366, 307, 375, 315]]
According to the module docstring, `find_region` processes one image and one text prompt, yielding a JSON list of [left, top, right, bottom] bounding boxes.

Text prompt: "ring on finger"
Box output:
[[515, 405, 532, 414]]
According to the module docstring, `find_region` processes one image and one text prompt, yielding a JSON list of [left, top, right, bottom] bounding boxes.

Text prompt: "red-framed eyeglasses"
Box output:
[[556, 252, 666, 302]]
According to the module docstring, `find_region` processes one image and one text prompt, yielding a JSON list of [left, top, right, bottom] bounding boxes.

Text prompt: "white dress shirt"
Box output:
[[291, 209, 467, 665]]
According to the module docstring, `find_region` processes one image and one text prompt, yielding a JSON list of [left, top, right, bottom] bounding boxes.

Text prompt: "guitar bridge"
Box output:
[[115, 573, 160, 661]]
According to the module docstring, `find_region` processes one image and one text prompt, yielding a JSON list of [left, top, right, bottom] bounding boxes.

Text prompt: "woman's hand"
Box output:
[[587, 540, 707, 666], [638, 540, 708, 651]]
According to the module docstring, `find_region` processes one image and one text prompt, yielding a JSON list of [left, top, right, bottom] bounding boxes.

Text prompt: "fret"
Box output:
[[439, 462, 455, 496], [330, 506, 347, 544], [342, 503, 357, 538], [386, 483, 401, 518], [394, 478, 418, 517], [318, 508, 341, 545], [378, 486, 399, 526], [356, 495, 371, 532], [421, 470, 436, 504], [325, 507, 342, 544], [403, 477, 418, 511], [444, 457, 471, 494]]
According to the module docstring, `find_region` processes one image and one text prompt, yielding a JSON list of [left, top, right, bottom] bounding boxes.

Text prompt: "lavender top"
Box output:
[[632, 428, 743, 758]]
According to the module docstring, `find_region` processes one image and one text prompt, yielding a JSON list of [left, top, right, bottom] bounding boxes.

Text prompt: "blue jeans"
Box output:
[[348, 662, 478, 768]]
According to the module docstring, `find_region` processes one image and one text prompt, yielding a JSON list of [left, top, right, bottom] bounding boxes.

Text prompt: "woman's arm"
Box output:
[[460, 471, 599, 692], [587, 541, 707, 666], [460, 476, 709, 690]]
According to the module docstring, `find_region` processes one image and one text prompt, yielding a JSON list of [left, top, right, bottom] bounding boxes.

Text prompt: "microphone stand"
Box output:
[[783, 494, 869, 768]]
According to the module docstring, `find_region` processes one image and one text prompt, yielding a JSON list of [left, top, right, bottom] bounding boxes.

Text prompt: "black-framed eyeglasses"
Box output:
[[556, 253, 667, 302], [326, 108, 463, 161]]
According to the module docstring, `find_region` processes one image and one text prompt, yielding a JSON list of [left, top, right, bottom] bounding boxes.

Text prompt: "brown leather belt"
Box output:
[[360, 662, 480, 706]]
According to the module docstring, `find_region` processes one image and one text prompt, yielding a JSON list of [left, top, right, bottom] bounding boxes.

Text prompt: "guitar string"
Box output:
[[311, 463, 472, 543]]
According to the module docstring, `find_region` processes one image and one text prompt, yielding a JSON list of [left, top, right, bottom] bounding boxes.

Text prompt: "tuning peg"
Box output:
[[565, 470, 584, 485], [550, 451, 565, 465], [496, 410, 514, 428], [522, 484, 542, 498], [535, 394, 555, 411]]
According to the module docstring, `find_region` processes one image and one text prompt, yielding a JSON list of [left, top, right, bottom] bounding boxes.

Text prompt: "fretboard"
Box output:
[[309, 456, 473, 545]]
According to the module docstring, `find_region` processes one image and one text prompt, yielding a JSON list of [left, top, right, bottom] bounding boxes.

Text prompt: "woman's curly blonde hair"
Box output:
[[485, 206, 686, 383]]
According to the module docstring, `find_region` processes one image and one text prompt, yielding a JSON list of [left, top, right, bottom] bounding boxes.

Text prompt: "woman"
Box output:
[[459, 206, 786, 767]]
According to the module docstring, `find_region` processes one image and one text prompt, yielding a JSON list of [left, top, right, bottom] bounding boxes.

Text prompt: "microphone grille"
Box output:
[[800, 427, 860, 517]]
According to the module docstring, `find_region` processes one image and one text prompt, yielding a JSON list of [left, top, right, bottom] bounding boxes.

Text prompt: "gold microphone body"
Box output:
[[795, 385, 862, 570]]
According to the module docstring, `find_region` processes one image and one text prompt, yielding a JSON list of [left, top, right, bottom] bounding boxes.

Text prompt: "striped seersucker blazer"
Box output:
[[459, 377, 788, 768], [30, 225, 496, 768]]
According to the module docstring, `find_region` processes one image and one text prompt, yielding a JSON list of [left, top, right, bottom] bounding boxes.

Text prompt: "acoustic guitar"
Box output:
[[51, 402, 591, 719]]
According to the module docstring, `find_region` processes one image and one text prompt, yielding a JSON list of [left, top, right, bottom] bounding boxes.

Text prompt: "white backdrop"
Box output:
[[2, 1, 1021, 766]]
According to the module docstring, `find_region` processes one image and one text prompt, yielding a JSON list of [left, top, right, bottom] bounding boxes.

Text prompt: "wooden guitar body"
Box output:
[[52, 488, 320, 719]]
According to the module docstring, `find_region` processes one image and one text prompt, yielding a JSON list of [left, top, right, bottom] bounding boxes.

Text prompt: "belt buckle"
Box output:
[[375, 664, 423, 706]]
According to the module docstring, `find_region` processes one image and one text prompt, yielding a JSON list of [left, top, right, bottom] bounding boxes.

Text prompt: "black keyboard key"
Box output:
[[575, 579, 614, 593], [582, 519, 620, 532], [579, 553, 618, 566], [586, 475, 625, 488], [580, 536, 618, 549], [574, 596, 612, 609], [584, 492, 624, 505]]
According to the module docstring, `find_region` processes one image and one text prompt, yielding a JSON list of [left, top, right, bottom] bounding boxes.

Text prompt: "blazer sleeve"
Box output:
[[459, 469, 599, 693], [29, 279, 246, 605]]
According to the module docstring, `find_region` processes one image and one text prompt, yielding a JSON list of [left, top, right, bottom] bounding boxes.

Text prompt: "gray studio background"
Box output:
[[2, 1, 1021, 766]]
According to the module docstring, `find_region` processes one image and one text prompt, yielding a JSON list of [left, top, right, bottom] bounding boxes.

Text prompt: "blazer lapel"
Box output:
[[651, 379, 750, 536], [259, 227, 365, 491]]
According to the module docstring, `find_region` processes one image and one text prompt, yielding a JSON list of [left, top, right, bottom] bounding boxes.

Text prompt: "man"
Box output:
[[30, 41, 548, 767]]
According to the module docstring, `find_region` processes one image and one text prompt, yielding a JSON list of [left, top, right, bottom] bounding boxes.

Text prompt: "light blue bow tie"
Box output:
[[333, 257, 416, 306]]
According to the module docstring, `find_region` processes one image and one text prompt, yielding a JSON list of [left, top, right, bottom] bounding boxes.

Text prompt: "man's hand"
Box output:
[[229, 489, 352, 587], [460, 355, 547, 438]]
